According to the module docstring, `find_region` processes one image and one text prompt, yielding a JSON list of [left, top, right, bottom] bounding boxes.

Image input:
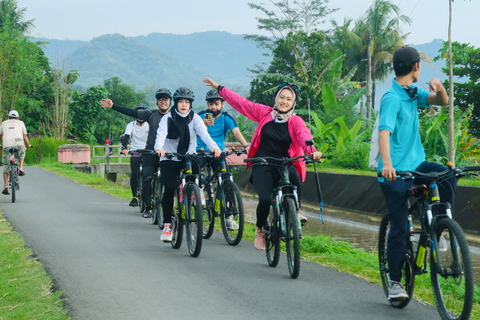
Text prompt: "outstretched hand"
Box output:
[[203, 77, 219, 90], [100, 99, 113, 108]]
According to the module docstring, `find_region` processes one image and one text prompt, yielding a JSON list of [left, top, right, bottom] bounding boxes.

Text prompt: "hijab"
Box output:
[[271, 87, 297, 122]]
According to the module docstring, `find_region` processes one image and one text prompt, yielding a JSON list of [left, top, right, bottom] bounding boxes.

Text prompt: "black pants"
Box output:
[[142, 153, 160, 210], [251, 164, 302, 229], [129, 155, 142, 197], [160, 160, 200, 224]]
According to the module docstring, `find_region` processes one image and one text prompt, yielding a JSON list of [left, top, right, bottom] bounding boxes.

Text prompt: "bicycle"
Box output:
[[244, 151, 322, 279], [130, 149, 163, 225], [6, 148, 20, 203], [378, 164, 480, 320], [164, 152, 204, 257], [198, 148, 245, 246]]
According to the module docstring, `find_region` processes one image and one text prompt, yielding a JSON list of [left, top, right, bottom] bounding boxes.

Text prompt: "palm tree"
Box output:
[[0, 0, 35, 34], [330, 0, 411, 117]]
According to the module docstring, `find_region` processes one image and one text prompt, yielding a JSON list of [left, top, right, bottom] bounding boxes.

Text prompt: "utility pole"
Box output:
[[366, 33, 372, 119]]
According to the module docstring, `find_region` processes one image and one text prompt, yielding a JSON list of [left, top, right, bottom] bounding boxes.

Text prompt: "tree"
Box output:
[[329, 0, 411, 116], [435, 41, 480, 138], [0, 0, 34, 34]]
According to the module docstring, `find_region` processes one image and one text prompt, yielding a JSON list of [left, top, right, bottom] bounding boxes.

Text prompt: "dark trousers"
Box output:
[[160, 160, 200, 224], [129, 156, 142, 197], [251, 164, 302, 229], [142, 153, 160, 210], [380, 161, 457, 282]]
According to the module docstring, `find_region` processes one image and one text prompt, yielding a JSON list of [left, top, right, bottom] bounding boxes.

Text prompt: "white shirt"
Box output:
[[124, 121, 149, 151]]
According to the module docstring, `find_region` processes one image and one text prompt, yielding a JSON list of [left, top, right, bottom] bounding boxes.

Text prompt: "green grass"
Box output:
[[2, 160, 479, 319]]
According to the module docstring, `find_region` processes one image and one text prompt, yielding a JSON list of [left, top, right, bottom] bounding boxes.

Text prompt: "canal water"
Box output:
[[242, 196, 480, 285]]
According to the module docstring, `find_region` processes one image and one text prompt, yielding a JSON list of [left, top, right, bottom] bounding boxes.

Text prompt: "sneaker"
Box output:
[[388, 281, 408, 300], [225, 216, 239, 230], [161, 223, 173, 242], [18, 170, 25, 176], [254, 229, 266, 250], [2, 188, 9, 195], [142, 210, 152, 218], [299, 211, 308, 225], [129, 198, 138, 207]]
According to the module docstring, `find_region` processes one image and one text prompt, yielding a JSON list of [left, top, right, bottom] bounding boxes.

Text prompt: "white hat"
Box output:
[[8, 110, 19, 118]]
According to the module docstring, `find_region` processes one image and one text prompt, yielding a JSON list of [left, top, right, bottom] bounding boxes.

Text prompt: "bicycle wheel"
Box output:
[[184, 183, 203, 257], [284, 198, 300, 279], [202, 182, 215, 239], [378, 213, 415, 308], [265, 210, 280, 267], [219, 180, 244, 246], [10, 164, 16, 203], [155, 181, 164, 229], [430, 218, 474, 320], [171, 188, 183, 249], [138, 176, 145, 213]]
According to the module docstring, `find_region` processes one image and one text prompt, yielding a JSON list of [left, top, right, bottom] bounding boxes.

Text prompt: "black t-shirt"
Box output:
[[255, 121, 292, 159]]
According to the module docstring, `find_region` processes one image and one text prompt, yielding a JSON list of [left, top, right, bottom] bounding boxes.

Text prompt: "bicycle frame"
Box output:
[[272, 165, 301, 236]]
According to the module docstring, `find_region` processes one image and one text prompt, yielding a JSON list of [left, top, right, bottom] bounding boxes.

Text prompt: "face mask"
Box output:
[[137, 119, 145, 124], [211, 110, 222, 117]]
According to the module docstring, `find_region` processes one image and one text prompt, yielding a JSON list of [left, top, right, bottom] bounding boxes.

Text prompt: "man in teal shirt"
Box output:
[[378, 46, 455, 301]]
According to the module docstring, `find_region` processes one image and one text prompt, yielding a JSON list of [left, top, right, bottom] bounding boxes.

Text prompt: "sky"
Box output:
[[17, 0, 480, 47]]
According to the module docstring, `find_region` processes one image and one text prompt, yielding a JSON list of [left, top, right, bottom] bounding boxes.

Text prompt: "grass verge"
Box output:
[[2, 160, 479, 319]]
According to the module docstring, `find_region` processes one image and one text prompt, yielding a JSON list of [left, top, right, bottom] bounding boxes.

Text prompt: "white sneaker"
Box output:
[[226, 216, 239, 230], [161, 223, 173, 242]]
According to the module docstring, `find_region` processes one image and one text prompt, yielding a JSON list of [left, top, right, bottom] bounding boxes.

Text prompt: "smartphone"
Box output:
[[205, 113, 213, 119]]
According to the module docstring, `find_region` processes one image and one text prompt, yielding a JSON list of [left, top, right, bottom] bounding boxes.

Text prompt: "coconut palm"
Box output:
[[0, 0, 35, 34]]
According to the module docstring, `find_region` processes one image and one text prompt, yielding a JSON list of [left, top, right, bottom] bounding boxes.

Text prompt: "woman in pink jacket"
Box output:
[[204, 77, 322, 250]]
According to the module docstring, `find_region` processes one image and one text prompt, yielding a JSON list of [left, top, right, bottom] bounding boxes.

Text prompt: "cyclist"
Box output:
[[0, 110, 31, 195], [154, 87, 221, 242], [100, 88, 172, 218], [195, 89, 250, 230], [121, 104, 150, 207], [377, 46, 454, 300], [203, 77, 322, 250]]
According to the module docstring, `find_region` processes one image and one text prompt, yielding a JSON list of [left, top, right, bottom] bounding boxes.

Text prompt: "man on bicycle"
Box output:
[[195, 89, 250, 230], [100, 88, 172, 218], [377, 46, 455, 300], [121, 104, 150, 207], [0, 110, 31, 195]]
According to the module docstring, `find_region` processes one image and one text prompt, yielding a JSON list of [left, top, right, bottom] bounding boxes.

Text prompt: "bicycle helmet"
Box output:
[[205, 89, 224, 102], [155, 88, 172, 100], [135, 103, 148, 110], [173, 87, 195, 102], [274, 82, 299, 102]]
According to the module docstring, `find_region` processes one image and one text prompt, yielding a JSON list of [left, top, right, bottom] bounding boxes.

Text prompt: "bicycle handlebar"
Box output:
[[197, 148, 246, 158], [244, 154, 325, 164], [129, 149, 156, 155], [377, 165, 480, 180]]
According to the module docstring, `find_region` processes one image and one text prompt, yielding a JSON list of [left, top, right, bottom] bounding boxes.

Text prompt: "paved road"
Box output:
[[1, 167, 440, 319]]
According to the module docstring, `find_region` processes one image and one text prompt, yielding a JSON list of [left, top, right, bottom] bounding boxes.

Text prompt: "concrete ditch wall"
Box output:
[[235, 170, 480, 235]]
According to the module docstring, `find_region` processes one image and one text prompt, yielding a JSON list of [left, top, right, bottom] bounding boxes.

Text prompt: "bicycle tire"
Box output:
[[202, 183, 215, 239], [284, 197, 300, 279], [155, 181, 164, 229], [138, 175, 145, 213], [184, 183, 203, 257], [171, 188, 183, 249], [430, 218, 474, 320], [219, 180, 244, 246], [10, 164, 16, 203], [265, 210, 280, 267], [378, 213, 415, 308]]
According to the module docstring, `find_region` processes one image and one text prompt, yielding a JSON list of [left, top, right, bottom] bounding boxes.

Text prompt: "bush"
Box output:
[[25, 137, 71, 164], [328, 141, 369, 170]]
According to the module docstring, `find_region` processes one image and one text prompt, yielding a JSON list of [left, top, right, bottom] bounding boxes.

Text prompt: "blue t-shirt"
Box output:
[[196, 111, 238, 151], [378, 79, 430, 174]]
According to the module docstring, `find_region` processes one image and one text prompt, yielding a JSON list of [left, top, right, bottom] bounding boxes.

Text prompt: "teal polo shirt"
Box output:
[[377, 79, 430, 176]]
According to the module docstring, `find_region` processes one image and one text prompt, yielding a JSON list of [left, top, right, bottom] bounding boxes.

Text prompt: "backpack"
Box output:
[[368, 114, 380, 171]]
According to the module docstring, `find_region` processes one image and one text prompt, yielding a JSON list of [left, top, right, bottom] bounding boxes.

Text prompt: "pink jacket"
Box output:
[[219, 87, 317, 182]]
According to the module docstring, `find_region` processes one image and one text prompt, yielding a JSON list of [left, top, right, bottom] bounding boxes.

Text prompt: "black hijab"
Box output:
[[166, 102, 194, 154]]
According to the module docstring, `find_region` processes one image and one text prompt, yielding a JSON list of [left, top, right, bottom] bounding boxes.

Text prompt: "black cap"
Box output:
[[393, 46, 420, 66]]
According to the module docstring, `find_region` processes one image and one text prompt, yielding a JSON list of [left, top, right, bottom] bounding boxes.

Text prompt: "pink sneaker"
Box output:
[[254, 229, 266, 250], [299, 211, 308, 225]]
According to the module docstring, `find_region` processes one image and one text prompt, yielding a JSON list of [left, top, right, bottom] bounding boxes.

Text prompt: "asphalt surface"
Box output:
[[1, 167, 440, 319]]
